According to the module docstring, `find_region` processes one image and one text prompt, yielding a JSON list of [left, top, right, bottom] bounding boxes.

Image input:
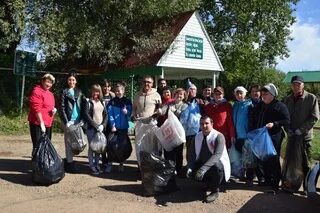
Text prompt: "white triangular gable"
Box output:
[[157, 11, 224, 72]]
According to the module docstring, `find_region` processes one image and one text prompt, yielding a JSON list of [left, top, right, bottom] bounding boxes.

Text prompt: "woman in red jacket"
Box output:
[[28, 73, 56, 156], [204, 86, 235, 149]]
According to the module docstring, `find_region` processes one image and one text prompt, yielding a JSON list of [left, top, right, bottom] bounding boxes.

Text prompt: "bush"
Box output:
[[311, 128, 320, 161], [0, 111, 63, 135]]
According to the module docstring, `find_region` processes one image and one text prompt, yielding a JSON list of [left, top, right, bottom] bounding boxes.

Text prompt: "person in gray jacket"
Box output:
[[186, 116, 231, 203], [283, 75, 319, 190]]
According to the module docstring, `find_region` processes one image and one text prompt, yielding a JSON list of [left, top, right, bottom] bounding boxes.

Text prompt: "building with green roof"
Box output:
[[284, 71, 320, 83]]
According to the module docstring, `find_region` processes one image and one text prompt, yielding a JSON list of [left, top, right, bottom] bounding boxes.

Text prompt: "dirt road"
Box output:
[[0, 134, 319, 213]]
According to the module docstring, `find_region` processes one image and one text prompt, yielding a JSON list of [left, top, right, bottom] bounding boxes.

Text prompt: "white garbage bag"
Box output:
[[155, 110, 186, 152]]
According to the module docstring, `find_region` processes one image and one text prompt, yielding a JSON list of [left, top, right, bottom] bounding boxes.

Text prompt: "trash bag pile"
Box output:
[[65, 123, 87, 155], [247, 127, 277, 161], [180, 100, 201, 136], [155, 110, 186, 152], [107, 133, 132, 163], [282, 135, 305, 192], [90, 132, 107, 154], [140, 151, 176, 196], [32, 134, 65, 185], [135, 119, 161, 165]]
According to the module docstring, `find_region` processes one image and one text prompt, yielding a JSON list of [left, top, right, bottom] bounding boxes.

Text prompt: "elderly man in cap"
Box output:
[[250, 83, 290, 192], [283, 76, 319, 191]]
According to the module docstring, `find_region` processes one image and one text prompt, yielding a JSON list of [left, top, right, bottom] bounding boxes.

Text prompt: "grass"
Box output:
[[311, 128, 320, 161], [281, 128, 320, 161], [0, 111, 63, 135]]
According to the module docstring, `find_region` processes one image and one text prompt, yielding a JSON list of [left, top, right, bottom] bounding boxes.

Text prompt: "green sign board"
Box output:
[[14, 50, 37, 76], [185, 35, 203, 59]]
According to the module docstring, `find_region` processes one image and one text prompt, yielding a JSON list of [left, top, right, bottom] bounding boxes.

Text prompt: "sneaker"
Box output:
[[105, 164, 112, 173], [90, 167, 99, 175], [204, 191, 219, 203], [118, 164, 124, 173]]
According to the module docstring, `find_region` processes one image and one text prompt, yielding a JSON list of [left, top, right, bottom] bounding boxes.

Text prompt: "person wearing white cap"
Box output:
[[232, 86, 253, 183], [250, 83, 290, 192]]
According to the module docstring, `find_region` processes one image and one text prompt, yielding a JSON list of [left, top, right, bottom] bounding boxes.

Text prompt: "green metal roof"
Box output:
[[102, 65, 162, 80], [283, 71, 320, 83]]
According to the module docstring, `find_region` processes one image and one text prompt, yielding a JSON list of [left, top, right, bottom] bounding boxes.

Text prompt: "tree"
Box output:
[[0, 0, 26, 53], [26, 0, 200, 66], [200, 0, 298, 92]]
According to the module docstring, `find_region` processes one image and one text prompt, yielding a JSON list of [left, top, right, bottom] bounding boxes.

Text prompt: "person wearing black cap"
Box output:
[[250, 83, 290, 192], [283, 75, 319, 191]]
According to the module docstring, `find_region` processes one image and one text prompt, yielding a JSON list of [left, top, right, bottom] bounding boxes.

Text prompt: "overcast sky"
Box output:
[[276, 0, 320, 72]]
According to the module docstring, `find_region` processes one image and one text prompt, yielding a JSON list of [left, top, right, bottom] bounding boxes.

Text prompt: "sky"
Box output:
[[17, 1, 319, 72], [276, 0, 320, 72]]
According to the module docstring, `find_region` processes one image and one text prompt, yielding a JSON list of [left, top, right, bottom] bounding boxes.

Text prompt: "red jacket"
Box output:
[[204, 101, 235, 149], [157, 98, 175, 127], [28, 84, 55, 127]]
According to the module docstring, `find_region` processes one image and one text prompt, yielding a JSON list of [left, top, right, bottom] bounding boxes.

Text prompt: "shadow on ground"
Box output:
[[0, 158, 34, 186], [75, 160, 140, 182], [100, 177, 204, 204], [238, 192, 320, 212]]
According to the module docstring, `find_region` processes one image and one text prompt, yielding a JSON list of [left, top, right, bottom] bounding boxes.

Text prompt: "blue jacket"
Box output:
[[108, 97, 132, 130], [233, 99, 252, 139]]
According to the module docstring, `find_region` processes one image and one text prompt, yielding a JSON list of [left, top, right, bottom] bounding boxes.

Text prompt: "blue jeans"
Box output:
[[87, 128, 100, 168]]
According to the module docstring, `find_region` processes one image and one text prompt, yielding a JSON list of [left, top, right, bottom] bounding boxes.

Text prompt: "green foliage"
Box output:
[[0, 111, 29, 135], [311, 128, 320, 161], [0, 0, 26, 52], [201, 0, 298, 96], [0, 111, 63, 135], [26, 0, 200, 65], [219, 67, 289, 100]]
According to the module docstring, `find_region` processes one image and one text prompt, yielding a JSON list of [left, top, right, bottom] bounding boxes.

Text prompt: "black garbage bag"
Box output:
[[65, 123, 87, 155], [107, 132, 132, 162], [32, 134, 65, 185], [140, 151, 176, 196], [90, 132, 107, 154], [282, 135, 304, 192]]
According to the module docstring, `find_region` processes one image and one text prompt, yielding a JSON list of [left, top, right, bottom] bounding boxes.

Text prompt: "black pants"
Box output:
[[262, 131, 284, 189], [164, 144, 184, 173], [186, 135, 195, 163], [29, 123, 52, 155], [302, 139, 312, 188], [194, 161, 225, 191]]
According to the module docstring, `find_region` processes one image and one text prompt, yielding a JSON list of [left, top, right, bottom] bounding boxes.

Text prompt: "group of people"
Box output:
[[28, 73, 131, 175], [28, 73, 319, 203]]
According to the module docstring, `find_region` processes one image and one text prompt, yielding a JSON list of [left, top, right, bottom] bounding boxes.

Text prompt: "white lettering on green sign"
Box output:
[[185, 35, 203, 59]]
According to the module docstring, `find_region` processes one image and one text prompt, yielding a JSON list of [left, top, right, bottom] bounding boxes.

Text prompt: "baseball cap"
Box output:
[[291, 75, 304, 83], [213, 86, 224, 94]]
